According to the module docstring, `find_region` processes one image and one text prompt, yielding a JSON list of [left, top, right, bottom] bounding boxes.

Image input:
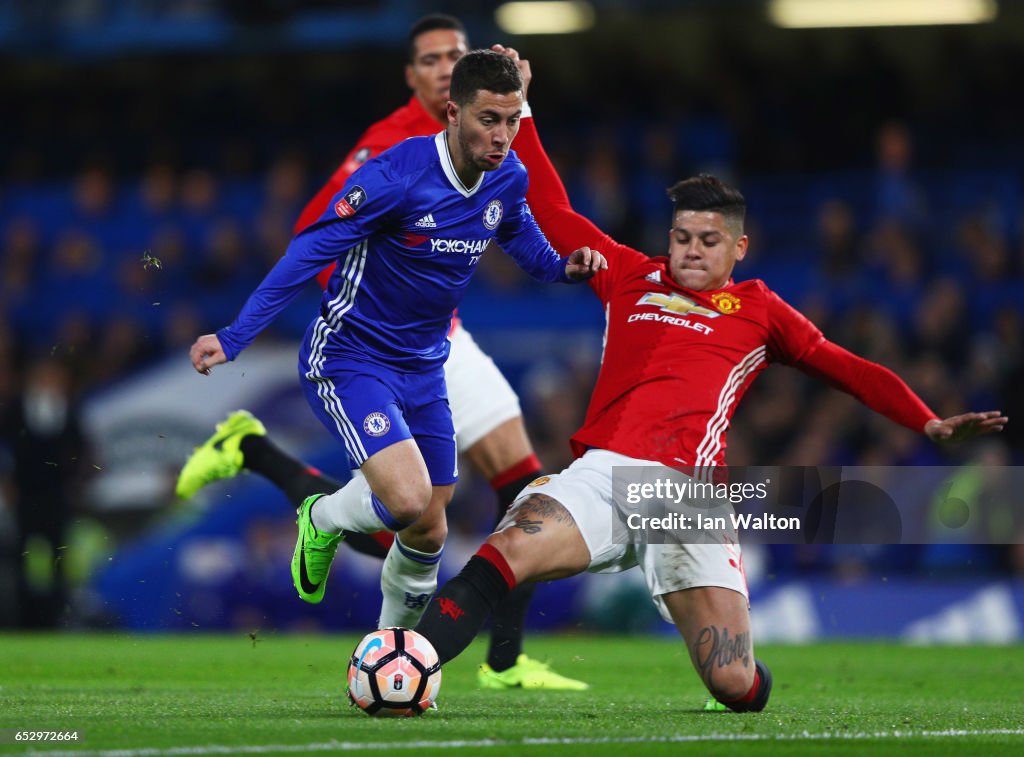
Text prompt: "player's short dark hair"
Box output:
[[449, 49, 523, 106], [407, 13, 467, 62], [667, 175, 746, 232]]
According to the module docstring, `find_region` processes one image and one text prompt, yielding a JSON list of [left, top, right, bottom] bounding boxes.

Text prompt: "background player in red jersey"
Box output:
[[410, 61, 1008, 711], [175, 16, 587, 691]]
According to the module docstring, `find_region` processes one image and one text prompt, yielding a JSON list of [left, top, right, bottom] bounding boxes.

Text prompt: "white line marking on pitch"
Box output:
[[26, 729, 1024, 756]]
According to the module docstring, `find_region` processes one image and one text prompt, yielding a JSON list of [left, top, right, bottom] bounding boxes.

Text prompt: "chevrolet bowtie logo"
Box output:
[[636, 292, 721, 318]]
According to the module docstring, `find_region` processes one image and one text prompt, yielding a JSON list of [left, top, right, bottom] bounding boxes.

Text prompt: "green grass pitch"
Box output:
[[1, 633, 1023, 755]]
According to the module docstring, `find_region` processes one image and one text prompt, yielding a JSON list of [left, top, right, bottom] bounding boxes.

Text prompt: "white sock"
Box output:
[[378, 536, 442, 629], [310, 472, 403, 534]]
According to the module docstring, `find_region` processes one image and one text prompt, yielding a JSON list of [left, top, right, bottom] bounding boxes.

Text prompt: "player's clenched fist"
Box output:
[[564, 246, 608, 281], [190, 333, 227, 375]]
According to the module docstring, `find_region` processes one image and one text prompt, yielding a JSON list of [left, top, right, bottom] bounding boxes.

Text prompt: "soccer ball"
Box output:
[[347, 627, 442, 717]]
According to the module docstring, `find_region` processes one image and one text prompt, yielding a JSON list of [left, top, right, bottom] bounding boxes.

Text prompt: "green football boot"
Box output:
[[477, 654, 589, 690], [176, 410, 266, 498], [703, 697, 729, 711], [292, 494, 344, 604]]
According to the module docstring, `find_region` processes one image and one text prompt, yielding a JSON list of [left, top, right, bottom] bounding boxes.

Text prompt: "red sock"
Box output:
[[476, 543, 517, 590], [489, 454, 543, 492]]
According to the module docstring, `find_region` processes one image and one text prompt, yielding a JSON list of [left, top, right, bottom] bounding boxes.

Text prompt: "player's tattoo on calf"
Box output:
[[694, 625, 751, 690], [500, 494, 576, 536]]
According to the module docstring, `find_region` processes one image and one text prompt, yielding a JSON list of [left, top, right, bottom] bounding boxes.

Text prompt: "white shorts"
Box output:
[[516, 449, 749, 622], [444, 323, 522, 453]]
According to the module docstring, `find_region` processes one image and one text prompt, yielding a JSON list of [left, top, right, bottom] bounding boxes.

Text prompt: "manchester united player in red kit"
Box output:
[[410, 63, 1008, 711], [176, 17, 587, 690]]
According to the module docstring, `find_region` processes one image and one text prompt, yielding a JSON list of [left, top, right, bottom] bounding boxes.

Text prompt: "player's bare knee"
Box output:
[[398, 516, 448, 554], [382, 497, 426, 526], [485, 530, 535, 581], [381, 479, 433, 524], [488, 493, 586, 581], [486, 528, 524, 559]]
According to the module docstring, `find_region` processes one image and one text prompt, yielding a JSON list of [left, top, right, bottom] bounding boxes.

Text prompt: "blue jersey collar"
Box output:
[[435, 131, 484, 198]]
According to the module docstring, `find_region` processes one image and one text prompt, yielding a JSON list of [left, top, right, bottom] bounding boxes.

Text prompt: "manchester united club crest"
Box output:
[[711, 292, 742, 314], [482, 199, 503, 230]]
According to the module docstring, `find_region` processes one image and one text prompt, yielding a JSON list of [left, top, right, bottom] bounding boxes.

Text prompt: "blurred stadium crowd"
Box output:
[[1, 3, 1023, 628]]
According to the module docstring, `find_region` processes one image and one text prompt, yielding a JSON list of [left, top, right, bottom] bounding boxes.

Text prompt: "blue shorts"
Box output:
[[299, 325, 458, 486]]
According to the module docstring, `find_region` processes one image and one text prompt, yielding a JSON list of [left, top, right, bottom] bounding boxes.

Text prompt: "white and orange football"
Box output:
[[346, 627, 442, 717]]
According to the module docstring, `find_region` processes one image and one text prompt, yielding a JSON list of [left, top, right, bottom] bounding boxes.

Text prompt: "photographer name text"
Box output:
[[625, 512, 801, 531]]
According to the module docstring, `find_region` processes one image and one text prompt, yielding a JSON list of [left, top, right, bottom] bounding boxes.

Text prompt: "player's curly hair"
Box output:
[[667, 175, 746, 232], [449, 50, 523, 106], [407, 14, 467, 62]]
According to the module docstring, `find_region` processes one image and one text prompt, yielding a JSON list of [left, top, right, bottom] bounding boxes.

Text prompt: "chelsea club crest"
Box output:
[[482, 199, 503, 230], [363, 412, 390, 437]]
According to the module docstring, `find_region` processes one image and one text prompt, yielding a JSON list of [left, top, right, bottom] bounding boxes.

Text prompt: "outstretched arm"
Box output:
[[798, 340, 1007, 442], [495, 191, 607, 284], [188, 220, 360, 374], [189, 157, 405, 373]]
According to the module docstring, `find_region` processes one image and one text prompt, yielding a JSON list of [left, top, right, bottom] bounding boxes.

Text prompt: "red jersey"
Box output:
[[514, 117, 937, 468], [580, 262, 822, 467]]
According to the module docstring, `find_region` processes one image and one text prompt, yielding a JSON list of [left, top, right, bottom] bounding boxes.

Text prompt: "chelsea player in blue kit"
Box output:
[[188, 50, 606, 628]]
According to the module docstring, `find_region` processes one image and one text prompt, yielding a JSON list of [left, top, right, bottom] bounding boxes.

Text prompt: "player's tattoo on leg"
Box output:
[[497, 493, 576, 536], [512, 518, 543, 534], [693, 625, 751, 690]]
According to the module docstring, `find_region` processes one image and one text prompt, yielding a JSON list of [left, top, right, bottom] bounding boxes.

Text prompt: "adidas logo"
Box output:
[[645, 271, 662, 283], [415, 214, 437, 228]]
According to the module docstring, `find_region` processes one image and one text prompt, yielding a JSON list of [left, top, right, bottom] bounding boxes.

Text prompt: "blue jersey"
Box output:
[[217, 132, 572, 371]]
